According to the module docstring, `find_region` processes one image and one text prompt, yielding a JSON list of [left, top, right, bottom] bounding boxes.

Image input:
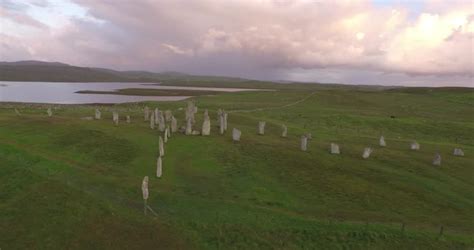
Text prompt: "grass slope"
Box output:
[[0, 87, 473, 249]]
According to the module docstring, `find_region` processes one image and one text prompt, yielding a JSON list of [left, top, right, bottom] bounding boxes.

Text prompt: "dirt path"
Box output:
[[228, 91, 317, 113]]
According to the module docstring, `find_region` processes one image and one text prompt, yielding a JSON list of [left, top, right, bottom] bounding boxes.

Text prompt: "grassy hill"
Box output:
[[0, 86, 473, 249]]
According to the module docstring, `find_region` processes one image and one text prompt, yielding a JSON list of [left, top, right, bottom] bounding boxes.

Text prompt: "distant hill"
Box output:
[[0, 60, 245, 83]]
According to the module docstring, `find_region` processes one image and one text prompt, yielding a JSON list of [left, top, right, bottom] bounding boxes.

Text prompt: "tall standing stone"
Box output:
[[433, 153, 441, 166], [166, 126, 171, 138], [154, 108, 159, 124], [185, 118, 192, 135], [281, 124, 287, 137], [113, 111, 119, 126], [144, 106, 150, 121], [217, 109, 223, 122], [202, 116, 211, 136], [185, 101, 196, 124], [159, 136, 164, 157], [126, 115, 131, 123], [453, 148, 464, 156], [164, 129, 168, 143], [223, 113, 228, 131], [95, 109, 101, 120], [158, 111, 165, 132], [301, 135, 308, 151], [379, 136, 386, 147], [142, 176, 149, 200], [204, 109, 209, 119], [150, 113, 155, 129], [362, 147, 373, 159], [156, 156, 162, 178], [410, 141, 420, 150], [258, 121, 266, 135], [330, 143, 340, 154], [232, 128, 241, 142], [47, 107, 53, 117], [171, 116, 177, 133]]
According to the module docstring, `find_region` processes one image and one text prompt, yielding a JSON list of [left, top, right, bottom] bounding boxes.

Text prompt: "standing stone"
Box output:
[[410, 141, 420, 150], [164, 129, 168, 143], [232, 128, 241, 142], [191, 130, 201, 135], [47, 107, 53, 117], [164, 110, 172, 122], [158, 111, 165, 132], [433, 153, 441, 166], [126, 115, 131, 123], [142, 176, 149, 200], [258, 121, 266, 135], [219, 114, 225, 135], [171, 116, 177, 133], [150, 113, 155, 129], [185, 101, 196, 124], [154, 108, 159, 124], [379, 136, 386, 147], [204, 109, 209, 119], [159, 136, 164, 157], [281, 125, 287, 137], [202, 116, 211, 136], [95, 109, 101, 120], [362, 147, 373, 159], [144, 106, 150, 121], [14, 108, 21, 116], [156, 156, 162, 178], [300, 135, 308, 151], [453, 148, 464, 156], [330, 143, 340, 154], [112, 111, 119, 126], [223, 113, 228, 131], [185, 118, 192, 135]]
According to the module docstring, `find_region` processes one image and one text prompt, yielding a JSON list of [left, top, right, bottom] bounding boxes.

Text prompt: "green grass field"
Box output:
[[1, 86, 473, 249]]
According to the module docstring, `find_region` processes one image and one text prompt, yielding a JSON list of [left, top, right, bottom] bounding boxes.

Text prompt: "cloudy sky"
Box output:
[[1, 0, 473, 86]]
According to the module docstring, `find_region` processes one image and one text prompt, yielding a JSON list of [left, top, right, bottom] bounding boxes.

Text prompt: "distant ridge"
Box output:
[[0, 60, 245, 83]]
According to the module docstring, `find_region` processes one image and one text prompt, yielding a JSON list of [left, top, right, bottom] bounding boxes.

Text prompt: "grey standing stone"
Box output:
[[433, 153, 441, 166], [330, 143, 340, 154], [126, 115, 131, 123], [112, 111, 119, 126], [150, 113, 155, 129], [142, 176, 149, 200], [159, 136, 165, 157], [154, 108, 159, 124], [217, 109, 223, 122], [362, 147, 373, 159], [156, 156, 162, 178], [223, 113, 228, 131], [379, 136, 386, 147], [185, 118, 193, 135], [171, 116, 177, 133], [410, 141, 420, 150], [232, 128, 241, 142], [158, 111, 165, 132], [185, 101, 196, 124], [258, 121, 266, 135], [47, 107, 53, 117], [204, 109, 209, 119], [202, 116, 211, 136], [164, 129, 168, 143], [301, 135, 308, 151], [144, 106, 150, 121], [191, 130, 201, 135], [281, 125, 287, 137], [453, 148, 464, 156], [95, 109, 101, 120]]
